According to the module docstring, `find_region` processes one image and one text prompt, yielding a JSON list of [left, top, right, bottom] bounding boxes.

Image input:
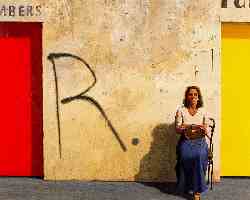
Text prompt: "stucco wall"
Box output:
[[1, 0, 247, 181], [42, 0, 220, 181]]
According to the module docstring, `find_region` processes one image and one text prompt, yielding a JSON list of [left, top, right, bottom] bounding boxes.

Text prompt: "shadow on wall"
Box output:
[[135, 123, 180, 182]]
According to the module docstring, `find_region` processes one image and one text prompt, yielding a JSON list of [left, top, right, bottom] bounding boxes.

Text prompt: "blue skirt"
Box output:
[[176, 137, 208, 193]]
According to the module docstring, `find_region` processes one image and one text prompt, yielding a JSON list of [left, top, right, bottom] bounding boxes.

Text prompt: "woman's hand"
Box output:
[[176, 123, 189, 135], [197, 124, 208, 136], [184, 124, 207, 139]]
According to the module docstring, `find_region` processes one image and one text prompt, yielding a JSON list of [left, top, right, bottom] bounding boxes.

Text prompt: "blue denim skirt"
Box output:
[[176, 137, 208, 193]]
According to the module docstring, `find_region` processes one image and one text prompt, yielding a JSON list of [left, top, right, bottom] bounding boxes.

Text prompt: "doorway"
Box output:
[[0, 22, 43, 176], [221, 22, 250, 176]]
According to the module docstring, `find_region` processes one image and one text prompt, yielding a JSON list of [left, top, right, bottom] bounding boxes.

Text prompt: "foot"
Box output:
[[193, 192, 201, 200]]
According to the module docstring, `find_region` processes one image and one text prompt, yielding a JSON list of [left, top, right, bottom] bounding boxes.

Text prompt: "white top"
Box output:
[[175, 105, 208, 126], [175, 105, 210, 144]]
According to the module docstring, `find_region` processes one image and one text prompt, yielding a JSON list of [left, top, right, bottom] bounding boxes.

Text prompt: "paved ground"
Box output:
[[0, 177, 249, 200]]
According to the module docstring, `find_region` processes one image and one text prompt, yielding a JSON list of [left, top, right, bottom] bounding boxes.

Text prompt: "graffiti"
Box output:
[[47, 53, 127, 158], [194, 65, 199, 78], [131, 138, 139, 145], [211, 48, 214, 72]]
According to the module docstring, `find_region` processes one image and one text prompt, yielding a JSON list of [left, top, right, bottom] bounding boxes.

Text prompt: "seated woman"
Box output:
[[175, 86, 208, 200]]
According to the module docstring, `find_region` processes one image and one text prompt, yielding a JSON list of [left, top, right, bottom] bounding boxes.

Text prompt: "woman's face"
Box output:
[[187, 88, 199, 106]]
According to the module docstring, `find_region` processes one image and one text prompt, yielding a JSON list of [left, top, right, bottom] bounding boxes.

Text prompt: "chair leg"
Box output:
[[211, 161, 213, 190], [207, 162, 211, 185]]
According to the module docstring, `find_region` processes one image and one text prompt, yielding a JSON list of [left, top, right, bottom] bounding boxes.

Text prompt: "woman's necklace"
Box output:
[[188, 107, 198, 116]]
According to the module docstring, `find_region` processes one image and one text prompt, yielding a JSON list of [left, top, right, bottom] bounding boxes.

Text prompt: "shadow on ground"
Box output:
[[134, 123, 191, 199], [140, 182, 193, 200]]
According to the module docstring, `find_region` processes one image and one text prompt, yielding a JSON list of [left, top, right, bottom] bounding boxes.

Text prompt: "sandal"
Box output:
[[193, 192, 201, 200]]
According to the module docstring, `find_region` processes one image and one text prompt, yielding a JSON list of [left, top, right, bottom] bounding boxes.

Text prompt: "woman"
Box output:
[[175, 86, 208, 200]]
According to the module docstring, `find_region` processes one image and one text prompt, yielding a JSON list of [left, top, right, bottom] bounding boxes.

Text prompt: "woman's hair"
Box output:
[[183, 86, 204, 108]]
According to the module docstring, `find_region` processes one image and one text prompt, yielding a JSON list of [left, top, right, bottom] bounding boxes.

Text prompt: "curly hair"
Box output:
[[183, 86, 204, 108]]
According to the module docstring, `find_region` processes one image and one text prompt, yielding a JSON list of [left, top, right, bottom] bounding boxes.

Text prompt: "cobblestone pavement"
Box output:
[[0, 177, 249, 200]]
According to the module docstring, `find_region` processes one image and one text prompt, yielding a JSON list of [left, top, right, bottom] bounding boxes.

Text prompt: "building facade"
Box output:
[[0, 0, 249, 181]]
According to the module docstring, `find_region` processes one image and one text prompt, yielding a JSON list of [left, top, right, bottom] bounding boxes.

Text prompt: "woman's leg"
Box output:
[[192, 142, 208, 193], [180, 140, 208, 194], [179, 141, 195, 192]]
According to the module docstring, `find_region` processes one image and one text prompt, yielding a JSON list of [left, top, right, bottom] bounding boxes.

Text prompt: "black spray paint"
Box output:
[[47, 53, 127, 158], [211, 48, 214, 72]]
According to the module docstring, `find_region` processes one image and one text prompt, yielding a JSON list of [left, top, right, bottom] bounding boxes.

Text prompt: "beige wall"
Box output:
[[0, 0, 248, 181]]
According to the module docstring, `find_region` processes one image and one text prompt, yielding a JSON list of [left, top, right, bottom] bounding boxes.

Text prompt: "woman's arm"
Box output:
[[201, 110, 209, 137], [175, 110, 189, 134]]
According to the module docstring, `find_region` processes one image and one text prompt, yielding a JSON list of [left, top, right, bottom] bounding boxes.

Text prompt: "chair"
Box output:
[[175, 118, 216, 192], [206, 118, 215, 190]]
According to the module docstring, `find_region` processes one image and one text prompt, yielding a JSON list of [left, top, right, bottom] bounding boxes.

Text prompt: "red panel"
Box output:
[[0, 23, 43, 176]]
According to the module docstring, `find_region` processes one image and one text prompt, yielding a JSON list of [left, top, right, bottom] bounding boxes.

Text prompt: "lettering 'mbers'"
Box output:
[[0, 5, 42, 17]]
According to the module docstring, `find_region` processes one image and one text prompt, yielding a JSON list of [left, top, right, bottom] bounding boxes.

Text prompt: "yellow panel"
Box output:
[[221, 23, 250, 176]]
